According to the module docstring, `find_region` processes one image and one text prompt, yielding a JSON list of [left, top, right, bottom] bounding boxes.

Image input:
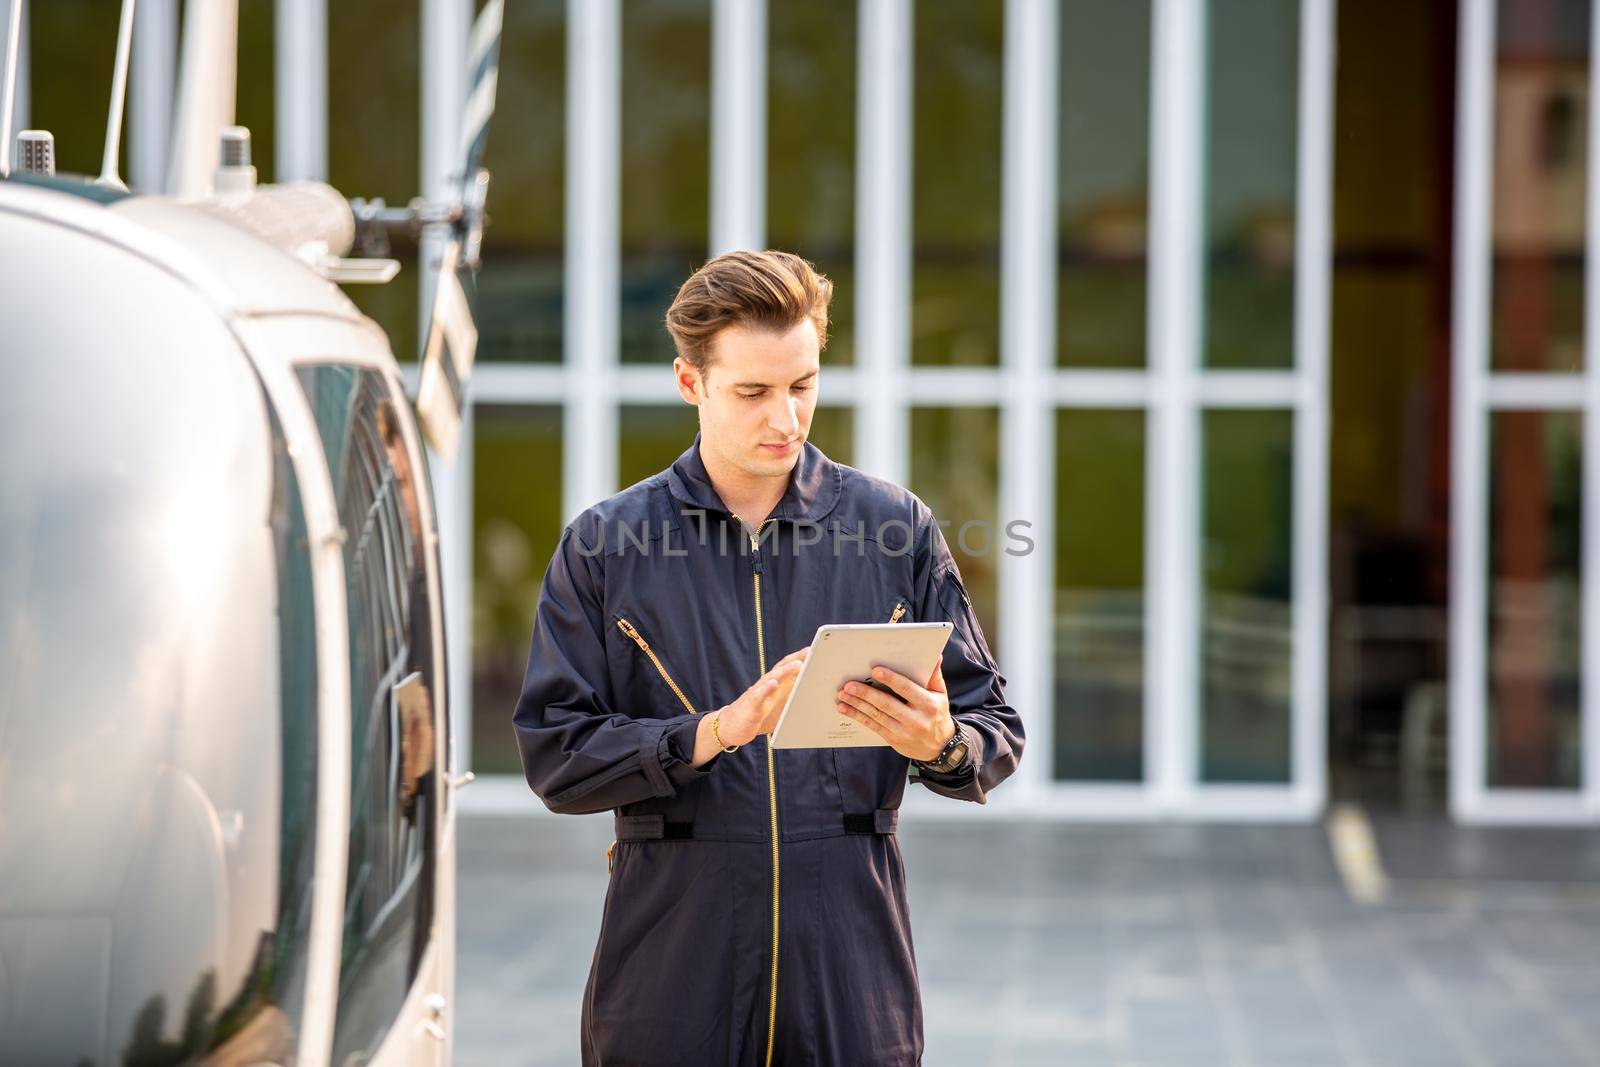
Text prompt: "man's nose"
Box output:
[[770, 396, 800, 437]]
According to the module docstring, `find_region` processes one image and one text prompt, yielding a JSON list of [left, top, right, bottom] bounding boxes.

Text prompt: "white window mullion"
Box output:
[[131, 0, 177, 192], [422, 0, 472, 777], [1582, 0, 1600, 819], [565, 0, 620, 517], [854, 0, 910, 485], [711, 0, 765, 255], [276, 0, 327, 182], [1291, 0, 1335, 817], [1449, 0, 1494, 822], [1146, 0, 1205, 814], [999, 0, 1057, 801]]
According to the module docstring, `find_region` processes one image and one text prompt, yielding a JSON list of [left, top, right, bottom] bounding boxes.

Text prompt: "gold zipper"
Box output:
[[888, 600, 906, 623], [615, 616, 698, 716], [737, 514, 782, 1067]]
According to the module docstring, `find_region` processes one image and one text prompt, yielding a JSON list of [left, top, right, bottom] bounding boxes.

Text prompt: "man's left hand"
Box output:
[[836, 655, 955, 762]]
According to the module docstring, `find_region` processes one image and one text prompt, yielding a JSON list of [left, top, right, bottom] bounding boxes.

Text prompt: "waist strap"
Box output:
[[613, 809, 898, 842]]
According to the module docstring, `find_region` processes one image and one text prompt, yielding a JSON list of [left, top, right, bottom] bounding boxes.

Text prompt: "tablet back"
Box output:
[[769, 621, 953, 750]]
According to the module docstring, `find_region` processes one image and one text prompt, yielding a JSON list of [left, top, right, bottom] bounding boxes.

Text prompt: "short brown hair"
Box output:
[[664, 250, 833, 374]]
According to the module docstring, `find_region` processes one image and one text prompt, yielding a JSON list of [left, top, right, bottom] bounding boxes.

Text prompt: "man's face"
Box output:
[[676, 318, 821, 480]]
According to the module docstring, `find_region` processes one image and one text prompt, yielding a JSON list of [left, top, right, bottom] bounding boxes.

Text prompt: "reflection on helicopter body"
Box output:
[[0, 173, 458, 1067]]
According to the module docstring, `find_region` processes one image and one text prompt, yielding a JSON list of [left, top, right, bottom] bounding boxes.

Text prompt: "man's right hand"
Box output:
[[690, 647, 808, 766]]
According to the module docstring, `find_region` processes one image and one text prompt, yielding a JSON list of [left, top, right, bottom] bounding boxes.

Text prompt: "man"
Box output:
[[513, 250, 1023, 1066]]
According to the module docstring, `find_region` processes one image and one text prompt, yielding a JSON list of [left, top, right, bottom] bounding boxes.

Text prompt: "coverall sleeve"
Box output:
[[512, 521, 713, 815], [911, 514, 1025, 803]]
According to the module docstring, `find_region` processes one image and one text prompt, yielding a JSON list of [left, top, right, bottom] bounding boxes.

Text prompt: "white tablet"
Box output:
[[769, 621, 954, 749]]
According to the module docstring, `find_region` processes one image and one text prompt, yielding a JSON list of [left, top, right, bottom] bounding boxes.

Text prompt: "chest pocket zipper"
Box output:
[[887, 600, 907, 624], [615, 616, 699, 717]]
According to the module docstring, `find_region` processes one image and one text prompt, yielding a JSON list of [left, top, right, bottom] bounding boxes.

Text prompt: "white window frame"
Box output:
[[1450, 0, 1600, 825], [456, 0, 1334, 821]]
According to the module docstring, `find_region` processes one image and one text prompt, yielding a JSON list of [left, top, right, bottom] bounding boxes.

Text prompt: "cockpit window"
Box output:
[[0, 221, 320, 1067], [296, 364, 440, 1064]]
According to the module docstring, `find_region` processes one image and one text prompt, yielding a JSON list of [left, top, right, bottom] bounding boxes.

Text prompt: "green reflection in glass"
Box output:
[[1487, 410, 1582, 789], [911, 0, 1003, 367], [239, 0, 277, 182], [1059, 0, 1150, 369], [472, 405, 563, 775], [28, 1, 274, 181], [1201, 409, 1294, 783], [805, 405, 854, 469], [478, 0, 565, 363], [619, 404, 702, 489], [331, 0, 421, 361], [27, 2, 130, 177], [1203, 0, 1298, 369], [910, 407, 1001, 653], [769, 0, 856, 366], [1490, 0, 1589, 373], [621, 0, 712, 365], [1054, 410, 1145, 781]]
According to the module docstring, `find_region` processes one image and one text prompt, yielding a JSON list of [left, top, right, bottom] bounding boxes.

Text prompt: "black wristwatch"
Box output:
[[914, 725, 970, 774]]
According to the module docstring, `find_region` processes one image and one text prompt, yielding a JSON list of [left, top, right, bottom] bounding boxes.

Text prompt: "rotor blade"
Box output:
[[458, 0, 502, 180], [416, 240, 478, 460]]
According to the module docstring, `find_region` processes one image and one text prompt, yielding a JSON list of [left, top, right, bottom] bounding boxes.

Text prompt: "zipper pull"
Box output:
[[616, 617, 649, 651]]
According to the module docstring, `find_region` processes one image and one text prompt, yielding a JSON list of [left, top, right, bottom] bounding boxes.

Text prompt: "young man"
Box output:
[[513, 250, 1023, 1066]]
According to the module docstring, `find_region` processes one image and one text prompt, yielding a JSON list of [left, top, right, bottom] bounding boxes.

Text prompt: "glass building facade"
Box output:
[[19, 0, 1597, 824]]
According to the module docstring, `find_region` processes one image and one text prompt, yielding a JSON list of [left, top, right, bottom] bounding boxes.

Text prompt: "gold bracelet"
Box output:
[[712, 711, 740, 753]]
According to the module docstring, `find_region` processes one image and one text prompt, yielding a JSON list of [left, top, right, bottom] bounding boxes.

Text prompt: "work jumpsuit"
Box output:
[[513, 431, 1024, 1066]]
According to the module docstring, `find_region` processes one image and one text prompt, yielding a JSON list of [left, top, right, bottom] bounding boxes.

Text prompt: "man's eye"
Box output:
[[740, 392, 762, 400], [793, 385, 812, 393]]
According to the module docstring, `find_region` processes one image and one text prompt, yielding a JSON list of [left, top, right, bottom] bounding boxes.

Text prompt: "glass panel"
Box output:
[[910, 407, 1002, 652], [1491, 0, 1590, 373], [1201, 409, 1294, 783], [1054, 410, 1146, 781], [1058, 0, 1151, 369], [1203, 0, 1299, 369], [806, 404, 855, 468], [911, 0, 1003, 366], [769, 0, 857, 366], [238, 0, 277, 181], [0, 219, 317, 1064], [473, 406, 564, 775], [296, 366, 440, 1063], [1487, 410, 1583, 788], [621, 0, 712, 364], [620, 405, 703, 489], [479, 0, 566, 363], [330, 0, 422, 361]]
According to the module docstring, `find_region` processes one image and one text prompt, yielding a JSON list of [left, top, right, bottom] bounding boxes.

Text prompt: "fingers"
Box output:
[[927, 654, 946, 694], [837, 685, 910, 735], [837, 692, 897, 742], [864, 665, 927, 709]]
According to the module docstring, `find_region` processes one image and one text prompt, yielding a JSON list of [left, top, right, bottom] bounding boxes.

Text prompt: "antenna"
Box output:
[[97, 0, 135, 190], [0, 0, 22, 177]]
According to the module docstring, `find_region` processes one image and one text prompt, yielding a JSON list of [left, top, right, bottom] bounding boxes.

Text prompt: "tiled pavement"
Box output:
[[454, 812, 1600, 1067]]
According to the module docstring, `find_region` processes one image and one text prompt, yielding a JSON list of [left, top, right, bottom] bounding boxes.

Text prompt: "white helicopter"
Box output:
[[0, 1, 499, 1064]]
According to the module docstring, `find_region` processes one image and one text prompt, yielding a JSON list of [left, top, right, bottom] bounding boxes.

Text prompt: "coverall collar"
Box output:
[[668, 429, 841, 525]]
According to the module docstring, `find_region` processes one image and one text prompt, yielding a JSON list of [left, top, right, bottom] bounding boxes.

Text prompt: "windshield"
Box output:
[[0, 216, 320, 1067]]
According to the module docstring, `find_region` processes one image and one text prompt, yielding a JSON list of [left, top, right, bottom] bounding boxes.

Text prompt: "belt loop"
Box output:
[[613, 813, 695, 842], [843, 810, 899, 835]]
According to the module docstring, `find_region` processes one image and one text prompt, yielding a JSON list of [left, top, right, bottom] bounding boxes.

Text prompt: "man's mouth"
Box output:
[[761, 440, 798, 455]]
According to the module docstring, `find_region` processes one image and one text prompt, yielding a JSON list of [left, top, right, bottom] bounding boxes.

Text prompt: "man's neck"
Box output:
[[700, 441, 789, 530]]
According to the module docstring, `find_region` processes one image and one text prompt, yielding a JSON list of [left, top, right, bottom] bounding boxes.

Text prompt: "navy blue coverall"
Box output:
[[513, 432, 1024, 1066]]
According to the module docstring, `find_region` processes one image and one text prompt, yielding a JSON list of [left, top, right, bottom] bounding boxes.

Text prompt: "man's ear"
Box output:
[[674, 357, 705, 404]]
